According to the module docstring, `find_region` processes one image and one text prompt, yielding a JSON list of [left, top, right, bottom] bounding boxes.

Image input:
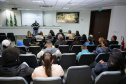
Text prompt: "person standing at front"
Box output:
[[31, 20, 40, 36]]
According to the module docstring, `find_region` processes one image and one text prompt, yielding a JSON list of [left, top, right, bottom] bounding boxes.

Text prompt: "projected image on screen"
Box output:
[[56, 12, 79, 23]]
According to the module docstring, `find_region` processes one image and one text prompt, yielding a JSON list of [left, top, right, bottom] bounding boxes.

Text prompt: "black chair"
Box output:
[[95, 71, 124, 84], [78, 53, 96, 65], [66, 40, 74, 45], [33, 77, 62, 84], [7, 33, 15, 41], [95, 53, 110, 62], [19, 54, 38, 68], [65, 37, 69, 40], [16, 46, 27, 52], [63, 65, 91, 84], [109, 44, 120, 50], [59, 53, 76, 69], [0, 77, 28, 84], [80, 40, 85, 44], [59, 45, 69, 53], [0, 57, 4, 66], [70, 45, 82, 54], [121, 51, 126, 64], [29, 46, 41, 56], [0, 33, 6, 36], [87, 45, 96, 52], [23, 39, 31, 46], [0, 35, 7, 43]]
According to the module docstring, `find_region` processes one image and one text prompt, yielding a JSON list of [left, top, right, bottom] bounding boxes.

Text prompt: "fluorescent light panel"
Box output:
[[32, 0, 44, 3]]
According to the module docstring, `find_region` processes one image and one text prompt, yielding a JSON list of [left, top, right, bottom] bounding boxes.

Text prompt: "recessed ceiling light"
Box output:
[[32, 0, 44, 3], [63, 8, 69, 9]]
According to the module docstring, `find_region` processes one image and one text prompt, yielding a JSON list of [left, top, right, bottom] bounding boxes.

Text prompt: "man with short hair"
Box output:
[[109, 35, 119, 45], [54, 34, 66, 46], [56, 29, 65, 39], [31, 20, 40, 36], [93, 39, 109, 55], [37, 40, 61, 58]]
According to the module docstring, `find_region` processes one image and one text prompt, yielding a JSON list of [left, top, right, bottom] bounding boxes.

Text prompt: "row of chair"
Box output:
[[0, 66, 125, 84]]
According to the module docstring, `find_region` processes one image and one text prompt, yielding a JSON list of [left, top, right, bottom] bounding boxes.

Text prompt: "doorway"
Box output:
[[89, 9, 111, 44]]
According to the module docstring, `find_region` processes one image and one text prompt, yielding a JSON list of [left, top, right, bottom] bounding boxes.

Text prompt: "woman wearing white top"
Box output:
[[32, 52, 64, 79]]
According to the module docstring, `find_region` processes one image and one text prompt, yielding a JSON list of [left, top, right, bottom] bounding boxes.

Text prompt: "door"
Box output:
[[89, 9, 111, 44]]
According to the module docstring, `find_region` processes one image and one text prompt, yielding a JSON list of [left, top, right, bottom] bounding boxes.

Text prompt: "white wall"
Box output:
[[43, 10, 91, 36], [0, 10, 1, 26], [0, 10, 21, 26], [108, 6, 126, 47]]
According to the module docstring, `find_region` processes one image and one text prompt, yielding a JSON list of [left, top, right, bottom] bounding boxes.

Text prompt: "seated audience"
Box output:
[[75, 31, 80, 36], [66, 30, 71, 37], [80, 34, 87, 41], [0, 39, 11, 56], [35, 32, 44, 41], [72, 37, 82, 45], [54, 34, 66, 46], [93, 39, 109, 55], [77, 45, 90, 59], [37, 41, 61, 58], [0, 47, 34, 81], [68, 34, 75, 40], [49, 30, 55, 36], [84, 36, 94, 46], [45, 33, 54, 41], [32, 52, 64, 79], [16, 40, 26, 54], [97, 37, 104, 47], [109, 35, 119, 45], [56, 29, 65, 39], [91, 49, 125, 78], [26, 30, 32, 38], [29, 37, 39, 46]]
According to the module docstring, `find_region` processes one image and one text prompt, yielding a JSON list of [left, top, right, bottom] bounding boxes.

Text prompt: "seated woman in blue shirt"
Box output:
[[77, 45, 90, 59], [84, 36, 94, 46], [91, 49, 125, 78]]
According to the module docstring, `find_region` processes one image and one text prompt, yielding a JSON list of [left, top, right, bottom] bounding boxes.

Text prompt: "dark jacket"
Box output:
[[31, 23, 40, 30], [109, 41, 119, 45], [93, 47, 109, 55], [91, 62, 108, 78], [54, 39, 66, 45], [0, 62, 34, 77], [72, 41, 82, 45], [56, 33, 65, 39]]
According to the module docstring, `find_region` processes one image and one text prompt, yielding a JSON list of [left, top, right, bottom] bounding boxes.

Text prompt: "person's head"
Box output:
[[88, 36, 93, 44], [68, 30, 71, 34], [98, 37, 104, 44], [50, 30, 55, 36], [39, 31, 44, 36], [35, 20, 37, 23], [81, 45, 87, 50], [101, 39, 109, 47], [42, 52, 53, 77], [59, 29, 62, 33], [27, 31, 32, 36], [82, 34, 87, 41], [69, 34, 75, 39], [2, 47, 20, 63], [111, 35, 117, 41], [108, 49, 125, 74], [45, 40, 52, 48], [16, 40, 23, 46], [2, 39, 11, 49], [75, 31, 80, 36], [58, 34, 63, 40]]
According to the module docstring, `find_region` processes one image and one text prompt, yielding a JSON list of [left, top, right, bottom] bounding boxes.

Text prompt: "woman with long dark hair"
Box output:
[[50, 30, 55, 36], [32, 52, 64, 79], [75, 31, 80, 36], [91, 49, 125, 78]]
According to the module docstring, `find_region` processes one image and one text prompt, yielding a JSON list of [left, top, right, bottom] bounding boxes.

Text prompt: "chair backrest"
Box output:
[[0, 35, 7, 43], [33, 77, 62, 84], [95, 71, 124, 84], [59, 45, 69, 53], [64, 65, 91, 84], [16, 46, 27, 52], [109, 44, 120, 49], [0, 33, 6, 36], [87, 45, 96, 52], [66, 40, 74, 45], [0, 77, 28, 84], [7, 33, 15, 41], [121, 51, 126, 64], [0, 57, 4, 65], [80, 40, 85, 44], [70, 45, 82, 54], [19, 54, 38, 68], [60, 53, 76, 69], [29, 46, 41, 56], [78, 53, 96, 65], [23, 39, 31, 46], [95, 53, 110, 62]]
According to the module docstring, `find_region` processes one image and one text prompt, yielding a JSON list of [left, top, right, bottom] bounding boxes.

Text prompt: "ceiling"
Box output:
[[0, 0, 126, 11]]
